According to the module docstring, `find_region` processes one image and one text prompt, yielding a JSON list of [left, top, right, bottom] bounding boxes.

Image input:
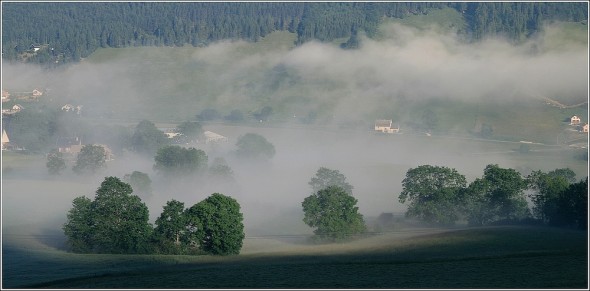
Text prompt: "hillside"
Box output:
[[4, 226, 587, 288], [1, 2, 587, 65]]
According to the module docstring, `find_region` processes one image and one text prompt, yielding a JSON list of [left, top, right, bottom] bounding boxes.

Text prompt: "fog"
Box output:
[[2, 22, 588, 250]]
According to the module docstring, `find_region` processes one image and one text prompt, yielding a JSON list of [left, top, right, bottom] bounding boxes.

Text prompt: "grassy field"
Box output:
[[3, 226, 587, 288]]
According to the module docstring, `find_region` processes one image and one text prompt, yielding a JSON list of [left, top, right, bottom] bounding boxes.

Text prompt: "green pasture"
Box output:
[[4, 226, 587, 288]]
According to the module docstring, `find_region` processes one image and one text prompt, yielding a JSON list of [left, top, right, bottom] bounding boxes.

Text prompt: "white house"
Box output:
[[1, 90, 10, 102], [204, 131, 228, 144], [375, 119, 400, 133], [32, 89, 43, 97], [570, 115, 581, 125], [61, 104, 75, 112], [2, 129, 10, 150]]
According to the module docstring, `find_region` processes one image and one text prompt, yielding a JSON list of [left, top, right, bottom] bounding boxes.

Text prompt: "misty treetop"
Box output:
[[153, 145, 208, 176], [309, 167, 354, 195], [2, 2, 586, 65], [235, 133, 275, 161]]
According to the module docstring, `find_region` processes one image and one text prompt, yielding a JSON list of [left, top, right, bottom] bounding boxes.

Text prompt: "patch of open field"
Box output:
[[4, 226, 586, 289]]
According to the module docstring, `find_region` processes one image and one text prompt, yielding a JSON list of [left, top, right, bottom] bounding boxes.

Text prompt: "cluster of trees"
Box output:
[[63, 177, 244, 255], [38, 112, 275, 179], [399, 164, 587, 229], [63, 167, 366, 257], [2, 2, 586, 64]]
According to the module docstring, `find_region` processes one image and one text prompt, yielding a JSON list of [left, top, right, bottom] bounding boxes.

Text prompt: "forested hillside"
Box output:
[[1, 2, 587, 65]]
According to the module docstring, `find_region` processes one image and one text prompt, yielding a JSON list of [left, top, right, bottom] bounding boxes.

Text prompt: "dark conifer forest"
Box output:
[[2, 2, 587, 65]]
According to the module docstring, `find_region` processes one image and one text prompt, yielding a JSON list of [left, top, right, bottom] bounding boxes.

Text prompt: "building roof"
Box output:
[[375, 119, 393, 127]]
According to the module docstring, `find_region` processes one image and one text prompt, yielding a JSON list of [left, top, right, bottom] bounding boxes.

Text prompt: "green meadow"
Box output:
[[4, 226, 587, 289]]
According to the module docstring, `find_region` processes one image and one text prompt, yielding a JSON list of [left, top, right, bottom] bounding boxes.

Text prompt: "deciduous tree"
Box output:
[[130, 120, 169, 156], [46, 149, 66, 175], [465, 164, 530, 225], [90, 177, 152, 254], [63, 177, 153, 254], [72, 144, 106, 175], [123, 171, 152, 196], [62, 196, 93, 252], [153, 199, 187, 254], [302, 185, 366, 241], [398, 165, 467, 225], [153, 145, 208, 176], [185, 193, 245, 255], [235, 133, 275, 160]]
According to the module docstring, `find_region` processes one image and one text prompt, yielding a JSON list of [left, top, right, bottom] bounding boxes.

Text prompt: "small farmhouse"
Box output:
[[570, 115, 581, 125], [61, 104, 75, 111], [2, 129, 10, 150], [204, 131, 228, 144], [374, 119, 400, 133], [1, 90, 10, 102], [582, 123, 588, 133], [164, 129, 181, 139], [2, 104, 24, 115], [32, 89, 43, 97]]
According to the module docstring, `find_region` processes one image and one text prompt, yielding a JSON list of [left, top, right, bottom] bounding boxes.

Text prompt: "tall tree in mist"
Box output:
[[46, 149, 66, 175], [302, 185, 366, 241], [528, 169, 587, 229], [62, 196, 94, 252], [130, 120, 169, 156], [91, 177, 153, 253], [235, 133, 275, 161], [72, 144, 107, 175], [465, 164, 530, 225], [175, 121, 203, 143], [123, 171, 152, 196], [309, 167, 353, 195], [554, 177, 588, 230], [153, 199, 188, 254], [153, 145, 208, 176], [398, 165, 467, 225], [185, 193, 245, 255], [63, 177, 153, 254]]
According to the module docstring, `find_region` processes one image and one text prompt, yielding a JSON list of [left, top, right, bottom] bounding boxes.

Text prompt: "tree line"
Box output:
[[63, 162, 587, 256], [2, 2, 586, 65], [399, 164, 587, 230]]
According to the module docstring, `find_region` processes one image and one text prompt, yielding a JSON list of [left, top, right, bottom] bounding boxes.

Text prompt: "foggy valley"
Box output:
[[1, 3, 588, 289]]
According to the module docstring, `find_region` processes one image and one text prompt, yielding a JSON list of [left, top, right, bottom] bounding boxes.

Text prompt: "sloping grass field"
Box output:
[[3, 226, 587, 288]]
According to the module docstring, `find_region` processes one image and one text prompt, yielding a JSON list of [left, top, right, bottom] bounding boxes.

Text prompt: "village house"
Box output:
[[32, 89, 43, 97], [30, 44, 41, 52], [1, 90, 10, 102], [61, 104, 75, 112], [582, 123, 589, 133], [2, 129, 10, 150], [2, 104, 24, 115], [374, 119, 400, 133], [570, 115, 581, 125], [204, 131, 228, 144], [61, 104, 83, 115]]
